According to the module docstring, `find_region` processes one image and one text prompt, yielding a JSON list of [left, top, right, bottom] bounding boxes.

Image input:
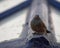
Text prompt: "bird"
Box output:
[[30, 15, 50, 35]]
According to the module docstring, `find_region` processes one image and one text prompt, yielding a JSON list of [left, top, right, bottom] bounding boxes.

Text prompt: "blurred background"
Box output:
[[0, 0, 60, 43]]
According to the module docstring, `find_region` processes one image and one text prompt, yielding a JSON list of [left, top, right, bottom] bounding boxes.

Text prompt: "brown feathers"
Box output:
[[30, 15, 47, 35]]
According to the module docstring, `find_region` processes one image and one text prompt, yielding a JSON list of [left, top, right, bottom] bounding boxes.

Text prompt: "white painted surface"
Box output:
[[0, 0, 60, 43], [0, 0, 27, 42], [56, 0, 60, 2], [0, 0, 26, 13], [51, 9, 60, 43]]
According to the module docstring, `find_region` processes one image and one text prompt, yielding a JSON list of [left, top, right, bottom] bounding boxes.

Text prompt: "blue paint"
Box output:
[[48, 0, 60, 10], [0, 0, 60, 20], [0, 0, 32, 20]]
